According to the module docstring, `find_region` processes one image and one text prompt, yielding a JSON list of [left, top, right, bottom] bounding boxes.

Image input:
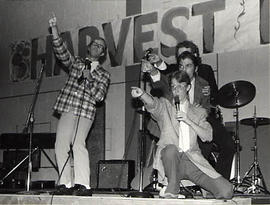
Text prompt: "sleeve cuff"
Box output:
[[145, 97, 158, 112], [52, 36, 63, 46], [150, 70, 161, 82], [155, 61, 167, 71]]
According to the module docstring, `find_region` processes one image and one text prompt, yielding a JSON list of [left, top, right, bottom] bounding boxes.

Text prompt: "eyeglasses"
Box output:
[[91, 42, 105, 50], [178, 63, 194, 70], [170, 83, 187, 91]]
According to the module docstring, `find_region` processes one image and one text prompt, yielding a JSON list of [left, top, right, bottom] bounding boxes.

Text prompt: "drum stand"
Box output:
[[217, 80, 256, 193], [239, 116, 270, 194]]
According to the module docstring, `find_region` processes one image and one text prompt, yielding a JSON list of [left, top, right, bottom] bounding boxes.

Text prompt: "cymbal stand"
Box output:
[[239, 107, 270, 194], [231, 107, 242, 190]]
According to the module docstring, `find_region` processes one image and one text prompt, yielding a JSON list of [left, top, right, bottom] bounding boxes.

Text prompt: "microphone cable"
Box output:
[[57, 66, 88, 185]]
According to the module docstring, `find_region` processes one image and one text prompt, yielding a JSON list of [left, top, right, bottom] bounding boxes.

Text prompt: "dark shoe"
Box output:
[[71, 184, 92, 196], [52, 184, 73, 195]]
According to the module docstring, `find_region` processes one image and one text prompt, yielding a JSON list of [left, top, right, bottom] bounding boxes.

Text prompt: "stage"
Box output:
[[0, 189, 269, 205]]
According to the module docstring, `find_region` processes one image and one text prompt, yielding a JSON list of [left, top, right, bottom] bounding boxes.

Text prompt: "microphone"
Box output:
[[78, 58, 92, 85], [84, 58, 92, 70], [143, 48, 153, 61], [174, 96, 180, 111]]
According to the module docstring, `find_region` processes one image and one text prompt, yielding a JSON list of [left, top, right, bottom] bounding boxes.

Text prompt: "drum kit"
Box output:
[[217, 80, 270, 194]]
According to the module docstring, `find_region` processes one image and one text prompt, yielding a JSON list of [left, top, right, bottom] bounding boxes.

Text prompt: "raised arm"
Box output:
[[48, 14, 74, 68], [141, 59, 172, 100], [131, 87, 155, 109]]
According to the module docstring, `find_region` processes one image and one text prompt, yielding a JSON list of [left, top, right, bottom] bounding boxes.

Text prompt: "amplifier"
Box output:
[[97, 160, 135, 190]]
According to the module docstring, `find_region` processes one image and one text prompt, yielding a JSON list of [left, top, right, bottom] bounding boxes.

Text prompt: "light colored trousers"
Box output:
[[161, 144, 233, 199], [55, 111, 93, 188]]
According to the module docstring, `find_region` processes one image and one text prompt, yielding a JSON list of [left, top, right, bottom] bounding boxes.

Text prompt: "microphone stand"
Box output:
[[128, 71, 153, 198], [20, 60, 46, 194]]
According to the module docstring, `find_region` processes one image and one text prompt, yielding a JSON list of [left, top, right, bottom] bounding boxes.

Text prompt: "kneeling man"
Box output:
[[131, 70, 233, 199]]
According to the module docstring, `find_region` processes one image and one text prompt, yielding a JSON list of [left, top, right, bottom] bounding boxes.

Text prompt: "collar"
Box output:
[[180, 99, 189, 112], [91, 61, 99, 72], [191, 77, 195, 86]]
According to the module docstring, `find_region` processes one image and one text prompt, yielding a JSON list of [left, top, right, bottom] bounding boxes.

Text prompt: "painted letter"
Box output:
[[133, 12, 158, 63], [160, 7, 189, 58], [78, 26, 100, 58], [102, 18, 131, 67], [192, 0, 225, 53], [260, 0, 270, 44]]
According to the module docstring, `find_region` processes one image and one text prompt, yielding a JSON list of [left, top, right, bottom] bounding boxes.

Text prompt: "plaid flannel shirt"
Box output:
[[52, 37, 110, 120]]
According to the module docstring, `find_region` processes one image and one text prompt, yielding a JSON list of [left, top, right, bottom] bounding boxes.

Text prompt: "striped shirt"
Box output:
[[52, 37, 110, 120]]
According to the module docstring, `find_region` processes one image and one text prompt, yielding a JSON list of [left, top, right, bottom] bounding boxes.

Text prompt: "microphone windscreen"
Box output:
[[144, 48, 153, 60], [146, 48, 153, 53], [85, 58, 92, 69]]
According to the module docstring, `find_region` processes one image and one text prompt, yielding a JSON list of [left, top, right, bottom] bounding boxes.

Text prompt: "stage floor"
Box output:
[[0, 189, 269, 205]]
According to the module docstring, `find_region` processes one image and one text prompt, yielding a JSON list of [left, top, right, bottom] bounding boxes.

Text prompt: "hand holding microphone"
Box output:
[[174, 96, 180, 111], [174, 96, 188, 123], [78, 58, 93, 84], [174, 96, 182, 121], [141, 48, 162, 75], [143, 48, 153, 61], [144, 47, 162, 64], [141, 59, 154, 73]]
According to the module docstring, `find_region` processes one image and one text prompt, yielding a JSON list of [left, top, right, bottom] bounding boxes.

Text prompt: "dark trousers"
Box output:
[[161, 145, 233, 199], [198, 116, 235, 180]]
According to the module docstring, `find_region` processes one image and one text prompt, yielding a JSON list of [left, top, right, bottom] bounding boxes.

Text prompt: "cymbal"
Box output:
[[218, 80, 256, 108], [240, 117, 270, 127]]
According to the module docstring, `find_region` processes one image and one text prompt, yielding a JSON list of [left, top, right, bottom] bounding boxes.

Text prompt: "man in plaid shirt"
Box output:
[[49, 15, 110, 196]]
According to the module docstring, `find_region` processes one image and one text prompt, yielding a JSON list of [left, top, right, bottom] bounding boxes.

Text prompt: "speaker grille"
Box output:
[[97, 160, 135, 190]]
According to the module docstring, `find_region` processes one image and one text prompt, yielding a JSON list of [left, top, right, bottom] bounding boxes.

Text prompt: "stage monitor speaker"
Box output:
[[97, 160, 135, 190]]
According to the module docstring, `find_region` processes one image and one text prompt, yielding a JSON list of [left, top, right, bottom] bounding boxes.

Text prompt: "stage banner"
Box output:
[[8, 0, 267, 82]]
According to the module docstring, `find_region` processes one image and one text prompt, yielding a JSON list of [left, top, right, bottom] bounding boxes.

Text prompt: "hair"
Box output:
[[87, 37, 107, 64], [177, 50, 199, 67], [175, 40, 202, 65], [169, 70, 191, 90]]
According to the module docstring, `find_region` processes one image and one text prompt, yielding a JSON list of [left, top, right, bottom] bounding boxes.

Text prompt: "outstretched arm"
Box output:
[[48, 13, 74, 68], [131, 87, 155, 109]]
